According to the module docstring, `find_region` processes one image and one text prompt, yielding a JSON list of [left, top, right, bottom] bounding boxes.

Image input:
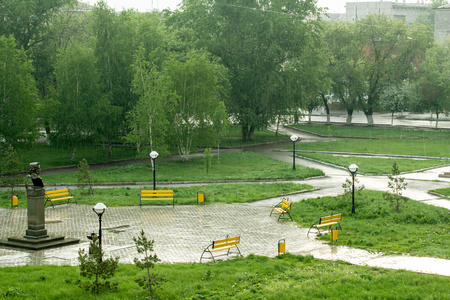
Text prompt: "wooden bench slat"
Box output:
[[270, 198, 292, 222], [47, 196, 74, 202], [200, 236, 241, 262], [45, 189, 76, 208], [308, 213, 342, 237], [140, 190, 174, 207]]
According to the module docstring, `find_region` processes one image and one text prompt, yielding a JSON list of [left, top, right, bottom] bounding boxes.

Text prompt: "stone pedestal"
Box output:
[[0, 187, 79, 250], [24, 187, 49, 239]]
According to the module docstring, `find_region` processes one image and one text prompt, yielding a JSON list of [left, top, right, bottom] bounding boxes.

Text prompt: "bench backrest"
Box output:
[[212, 236, 240, 249], [319, 214, 342, 225], [45, 189, 70, 198], [141, 190, 174, 199], [281, 199, 291, 210]]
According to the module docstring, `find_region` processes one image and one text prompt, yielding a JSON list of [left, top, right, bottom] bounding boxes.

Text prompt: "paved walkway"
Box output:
[[0, 125, 449, 277]]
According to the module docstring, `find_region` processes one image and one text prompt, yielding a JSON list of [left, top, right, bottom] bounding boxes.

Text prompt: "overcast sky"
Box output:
[[81, 0, 430, 13]]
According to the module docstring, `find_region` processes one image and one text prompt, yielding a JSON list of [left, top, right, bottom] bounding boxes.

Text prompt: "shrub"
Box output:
[[77, 235, 119, 293]]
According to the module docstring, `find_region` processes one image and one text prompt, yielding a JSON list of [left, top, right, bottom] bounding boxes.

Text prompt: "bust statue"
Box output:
[[26, 162, 44, 189]]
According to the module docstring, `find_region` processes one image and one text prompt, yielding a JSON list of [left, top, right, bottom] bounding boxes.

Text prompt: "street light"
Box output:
[[150, 151, 159, 190], [290, 134, 299, 171], [92, 202, 107, 247], [348, 164, 359, 214]]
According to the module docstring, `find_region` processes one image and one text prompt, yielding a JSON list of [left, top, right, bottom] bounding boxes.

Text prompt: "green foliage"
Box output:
[[0, 145, 24, 198], [133, 230, 165, 299], [0, 35, 39, 146], [53, 41, 112, 155], [126, 46, 175, 157], [325, 15, 433, 125], [417, 41, 450, 123], [172, 0, 321, 141], [164, 50, 229, 161], [77, 235, 119, 294], [76, 158, 96, 195], [291, 190, 450, 258], [383, 161, 408, 213], [204, 148, 212, 175], [0, 0, 73, 50]]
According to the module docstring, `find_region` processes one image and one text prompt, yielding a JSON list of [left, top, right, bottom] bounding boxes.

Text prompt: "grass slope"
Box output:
[[0, 255, 449, 299]]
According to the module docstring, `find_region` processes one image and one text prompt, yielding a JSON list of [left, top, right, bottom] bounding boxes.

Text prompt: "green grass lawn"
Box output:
[[299, 153, 447, 174], [291, 190, 450, 259], [1, 254, 449, 299], [0, 182, 314, 208], [430, 187, 450, 198], [295, 139, 450, 158], [43, 152, 324, 184], [292, 123, 450, 139], [5, 126, 287, 170]]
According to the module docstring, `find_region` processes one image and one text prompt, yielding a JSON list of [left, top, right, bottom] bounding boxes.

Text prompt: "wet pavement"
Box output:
[[0, 122, 449, 277]]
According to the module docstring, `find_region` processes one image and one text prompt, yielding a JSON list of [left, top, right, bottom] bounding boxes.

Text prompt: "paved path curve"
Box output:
[[0, 125, 449, 277]]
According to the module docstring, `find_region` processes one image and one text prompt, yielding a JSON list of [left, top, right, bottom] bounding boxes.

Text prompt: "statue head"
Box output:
[[27, 162, 44, 188]]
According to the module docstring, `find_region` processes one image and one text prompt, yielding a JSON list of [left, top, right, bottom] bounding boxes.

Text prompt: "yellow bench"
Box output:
[[307, 213, 342, 237], [45, 189, 76, 208], [140, 190, 174, 207], [270, 198, 292, 221], [200, 236, 241, 262]]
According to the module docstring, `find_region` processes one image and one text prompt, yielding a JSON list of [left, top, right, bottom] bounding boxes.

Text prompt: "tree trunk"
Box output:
[[275, 116, 280, 137], [436, 111, 439, 129], [70, 146, 77, 164], [391, 112, 394, 126], [217, 140, 220, 166], [365, 114, 374, 126], [109, 141, 113, 158], [248, 126, 255, 141], [346, 109, 353, 125], [321, 93, 331, 124], [308, 110, 312, 122], [242, 124, 249, 142]]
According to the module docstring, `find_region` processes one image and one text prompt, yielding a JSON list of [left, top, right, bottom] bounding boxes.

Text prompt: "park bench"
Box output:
[[270, 198, 293, 222], [45, 188, 76, 208], [307, 213, 342, 237], [140, 190, 174, 207], [200, 236, 241, 262]]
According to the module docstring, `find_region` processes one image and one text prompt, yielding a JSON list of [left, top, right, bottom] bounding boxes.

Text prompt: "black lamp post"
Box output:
[[92, 202, 107, 247], [348, 164, 359, 214], [150, 151, 159, 190], [290, 134, 299, 170]]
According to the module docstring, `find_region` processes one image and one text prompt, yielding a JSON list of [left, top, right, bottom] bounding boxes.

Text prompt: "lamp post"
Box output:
[[290, 134, 299, 171], [150, 151, 159, 190], [348, 164, 359, 214], [92, 202, 107, 247]]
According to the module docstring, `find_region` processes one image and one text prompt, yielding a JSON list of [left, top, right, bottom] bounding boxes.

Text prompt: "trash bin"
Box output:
[[12, 196, 18, 207], [197, 191, 206, 204], [330, 227, 338, 241], [278, 239, 286, 255]]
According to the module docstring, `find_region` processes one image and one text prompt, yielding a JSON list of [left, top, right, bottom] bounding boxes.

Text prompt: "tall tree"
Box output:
[[325, 15, 432, 125], [53, 41, 111, 163], [325, 21, 365, 125], [417, 41, 450, 128], [0, 36, 39, 145], [171, 0, 320, 141], [126, 47, 176, 157], [91, 2, 139, 140], [164, 50, 228, 161], [0, 0, 74, 51], [0, 145, 23, 198]]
